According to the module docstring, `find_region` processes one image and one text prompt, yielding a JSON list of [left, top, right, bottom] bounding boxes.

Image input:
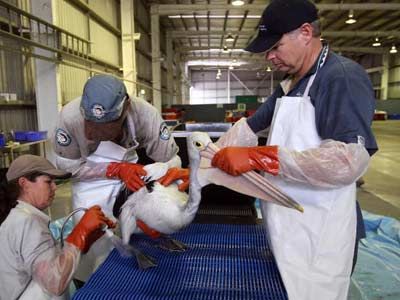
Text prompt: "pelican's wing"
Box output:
[[198, 156, 303, 213], [119, 193, 140, 244]]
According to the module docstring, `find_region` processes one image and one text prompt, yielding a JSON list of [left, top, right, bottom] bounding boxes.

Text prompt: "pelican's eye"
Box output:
[[193, 140, 204, 149]]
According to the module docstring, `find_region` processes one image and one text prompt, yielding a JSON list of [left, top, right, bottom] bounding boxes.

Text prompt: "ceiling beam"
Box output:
[[171, 30, 254, 37], [170, 30, 400, 38], [182, 46, 388, 56], [322, 31, 400, 38], [152, 3, 400, 16]]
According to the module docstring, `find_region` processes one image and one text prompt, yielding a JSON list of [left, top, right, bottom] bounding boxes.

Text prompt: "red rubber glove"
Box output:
[[106, 162, 147, 192], [66, 205, 116, 253], [211, 146, 279, 176], [158, 168, 190, 191]]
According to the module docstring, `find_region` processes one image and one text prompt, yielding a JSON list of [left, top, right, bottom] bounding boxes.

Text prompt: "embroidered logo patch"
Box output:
[[91, 104, 106, 119], [159, 122, 171, 140], [357, 135, 365, 146], [259, 24, 267, 32], [55, 128, 71, 146]]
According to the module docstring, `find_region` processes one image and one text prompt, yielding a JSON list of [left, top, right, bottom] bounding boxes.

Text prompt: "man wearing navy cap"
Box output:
[[52, 74, 182, 280], [211, 0, 377, 299]]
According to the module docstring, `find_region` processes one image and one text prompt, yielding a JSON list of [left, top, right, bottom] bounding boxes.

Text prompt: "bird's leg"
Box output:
[[125, 243, 157, 269], [136, 219, 161, 239], [136, 219, 187, 252]]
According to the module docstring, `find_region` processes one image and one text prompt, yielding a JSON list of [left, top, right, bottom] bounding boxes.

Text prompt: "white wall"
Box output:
[[389, 54, 400, 99], [190, 69, 277, 104]]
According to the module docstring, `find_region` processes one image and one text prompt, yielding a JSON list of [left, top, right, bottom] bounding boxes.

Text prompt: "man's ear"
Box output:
[[299, 23, 313, 44]]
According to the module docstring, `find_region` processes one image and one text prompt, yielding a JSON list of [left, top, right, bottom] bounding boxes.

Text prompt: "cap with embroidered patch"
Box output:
[[245, 0, 319, 53], [6, 154, 71, 182], [80, 75, 127, 123]]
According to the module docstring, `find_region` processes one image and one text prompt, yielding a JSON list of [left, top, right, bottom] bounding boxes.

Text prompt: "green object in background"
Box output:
[[236, 95, 258, 103]]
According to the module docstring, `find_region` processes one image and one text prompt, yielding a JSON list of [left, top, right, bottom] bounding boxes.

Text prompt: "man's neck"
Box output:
[[293, 39, 323, 83]]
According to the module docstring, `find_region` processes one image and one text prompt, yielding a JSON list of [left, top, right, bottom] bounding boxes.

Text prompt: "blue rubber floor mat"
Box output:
[[73, 223, 287, 300]]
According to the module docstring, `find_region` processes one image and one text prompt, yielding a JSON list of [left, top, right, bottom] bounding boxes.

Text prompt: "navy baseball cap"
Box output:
[[80, 74, 127, 123], [245, 0, 319, 53]]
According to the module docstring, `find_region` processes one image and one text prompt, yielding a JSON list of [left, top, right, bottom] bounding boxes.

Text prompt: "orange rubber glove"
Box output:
[[106, 162, 147, 192], [136, 219, 161, 239], [66, 205, 116, 253], [158, 168, 190, 191], [211, 146, 279, 176]]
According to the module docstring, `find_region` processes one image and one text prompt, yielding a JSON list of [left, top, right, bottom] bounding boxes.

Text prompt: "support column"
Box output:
[[181, 61, 191, 104], [175, 53, 182, 104], [380, 54, 389, 100], [151, 5, 162, 112], [166, 32, 174, 107], [121, 0, 138, 96], [227, 69, 231, 103], [31, 0, 60, 163]]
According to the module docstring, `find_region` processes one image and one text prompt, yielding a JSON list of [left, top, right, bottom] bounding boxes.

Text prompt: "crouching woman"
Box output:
[[0, 154, 115, 299]]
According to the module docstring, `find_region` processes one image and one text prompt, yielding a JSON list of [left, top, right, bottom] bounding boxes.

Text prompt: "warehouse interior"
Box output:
[[0, 0, 399, 299]]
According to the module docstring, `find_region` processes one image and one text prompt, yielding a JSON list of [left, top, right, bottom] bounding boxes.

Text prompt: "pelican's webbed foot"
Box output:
[[135, 251, 157, 269], [126, 244, 157, 269], [157, 235, 188, 252]]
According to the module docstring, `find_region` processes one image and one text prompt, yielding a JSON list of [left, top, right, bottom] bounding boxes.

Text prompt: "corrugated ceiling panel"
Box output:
[[59, 64, 89, 105], [90, 19, 120, 66], [89, 0, 119, 29]]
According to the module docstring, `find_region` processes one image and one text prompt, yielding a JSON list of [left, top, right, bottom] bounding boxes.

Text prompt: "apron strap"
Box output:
[[303, 44, 329, 97], [303, 73, 317, 97]]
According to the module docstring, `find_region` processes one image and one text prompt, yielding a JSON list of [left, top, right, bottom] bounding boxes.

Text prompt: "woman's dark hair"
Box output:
[[0, 171, 44, 225]]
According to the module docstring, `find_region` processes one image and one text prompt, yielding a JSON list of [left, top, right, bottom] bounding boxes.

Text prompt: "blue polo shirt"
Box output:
[[247, 48, 378, 156]]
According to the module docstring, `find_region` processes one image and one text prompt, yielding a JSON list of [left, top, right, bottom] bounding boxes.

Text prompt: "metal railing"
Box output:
[[0, 0, 90, 60]]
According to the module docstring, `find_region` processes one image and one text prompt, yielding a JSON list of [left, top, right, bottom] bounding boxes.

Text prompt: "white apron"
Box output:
[[72, 114, 139, 281], [262, 61, 357, 300]]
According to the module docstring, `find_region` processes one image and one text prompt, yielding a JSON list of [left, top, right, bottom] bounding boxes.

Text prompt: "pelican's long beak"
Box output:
[[198, 143, 303, 213]]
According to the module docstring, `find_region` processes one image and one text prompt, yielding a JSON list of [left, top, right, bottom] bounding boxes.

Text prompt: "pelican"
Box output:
[[119, 132, 207, 259], [119, 131, 302, 268]]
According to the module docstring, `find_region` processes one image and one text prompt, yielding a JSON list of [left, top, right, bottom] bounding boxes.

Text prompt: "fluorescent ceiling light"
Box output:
[[187, 59, 248, 67], [232, 0, 245, 6], [225, 34, 235, 42], [266, 66, 272, 72], [345, 10, 357, 24], [168, 15, 260, 19], [390, 45, 398, 54], [229, 65, 234, 70], [372, 37, 381, 47], [188, 49, 246, 54]]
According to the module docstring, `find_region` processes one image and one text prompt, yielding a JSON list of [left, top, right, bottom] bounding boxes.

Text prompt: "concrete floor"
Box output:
[[48, 120, 400, 221], [358, 120, 400, 219]]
